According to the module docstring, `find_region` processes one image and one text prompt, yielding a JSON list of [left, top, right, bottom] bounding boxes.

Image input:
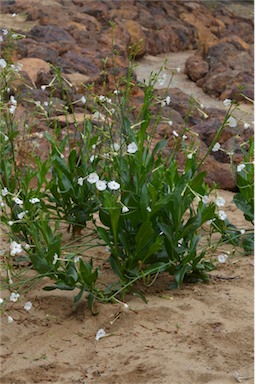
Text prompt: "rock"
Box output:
[[59, 50, 100, 75], [65, 73, 91, 93], [28, 25, 75, 54], [185, 55, 209, 82], [16, 58, 51, 86]]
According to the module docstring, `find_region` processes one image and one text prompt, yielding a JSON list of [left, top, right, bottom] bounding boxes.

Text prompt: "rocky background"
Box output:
[[1, 0, 254, 190]]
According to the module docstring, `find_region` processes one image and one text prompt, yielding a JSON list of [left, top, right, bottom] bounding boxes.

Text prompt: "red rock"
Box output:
[[185, 55, 209, 82]]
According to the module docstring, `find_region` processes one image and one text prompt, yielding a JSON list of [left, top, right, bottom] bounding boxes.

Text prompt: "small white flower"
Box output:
[[173, 130, 179, 137], [0, 58, 7, 68], [11, 13, 17, 17], [215, 197, 225, 207], [182, 134, 187, 140], [243, 122, 250, 130], [2, 29, 8, 35], [217, 254, 228, 263], [146, 206, 152, 213], [10, 292, 20, 302], [223, 99, 231, 107], [52, 253, 58, 265], [95, 328, 107, 341], [108, 180, 120, 191], [123, 303, 129, 310], [14, 197, 23, 205], [74, 256, 81, 263], [81, 96, 86, 104], [41, 85, 47, 91], [7, 315, 14, 323], [200, 103, 204, 109], [24, 301, 32, 311], [92, 111, 105, 121], [202, 195, 209, 204], [113, 89, 119, 95], [113, 142, 120, 151], [166, 96, 171, 105], [10, 241, 22, 256], [96, 180, 107, 191], [240, 229, 245, 235], [237, 164, 245, 173], [4, 135, 9, 141], [0, 36, 3, 42], [207, 218, 215, 225], [90, 154, 98, 163], [122, 205, 129, 213], [77, 177, 84, 186], [218, 210, 227, 221], [9, 105, 16, 114], [1, 187, 9, 196], [87, 172, 99, 184], [187, 153, 193, 159], [8, 221, 14, 226], [24, 243, 30, 250], [17, 211, 26, 220], [168, 120, 173, 126], [29, 197, 40, 204], [176, 67, 181, 73], [127, 142, 138, 154], [91, 144, 96, 150], [44, 101, 48, 107], [10, 95, 17, 105], [0, 298, 4, 304], [227, 116, 237, 128], [212, 142, 221, 152]]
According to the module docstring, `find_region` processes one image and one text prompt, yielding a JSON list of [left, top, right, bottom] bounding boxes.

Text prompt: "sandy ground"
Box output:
[[0, 190, 254, 384]]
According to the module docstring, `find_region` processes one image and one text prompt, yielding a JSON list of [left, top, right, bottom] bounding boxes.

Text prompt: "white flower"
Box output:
[[217, 254, 228, 263], [243, 122, 250, 130], [10, 292, 20, 302], [52, 253, 58, 265], [108, 180, 120, 191], [99, 95, 106, 102], [187, 153, 193, 159], [212, 142, 221, 152], [90, 154, 98, 162], [168, 120, 173, 126], [127, 142, 138, 154], [227, 116, 237, 128], [44, 101, 48, 107], [176, 67, 181, 73], [95, 328, 107, 341], [0, 36, 3, 42], [9, 105, 16, 114], [123, 303, 129, 310], [8, 221, 14, 226], [41, 85, 47, 91], [173, 130, 179, 137], [202, 195, 209, 204], [24, 301, 32, 311], [1, 187, 9, 196], [122, 205, 129, 213], [0, 58, 7, 68], [218, 210, 227, 221], [215, 197, 225, 207], [24, 243, 30, 250], [11, 13, 17, 17], [223, 99, 231, 107], [237, 164, 245, 173], [74, 256, 81, 263], [17, 211, 26, 220], [146, 206, 152, 213], [182, 134, 187, 140], [81, 96, 86, 104], [7, 316, 14, 323], [77, 177, 84, 186], [92, 111, 105, 121], [0, 298, 4, 304], [96, 180, 107, 191], [87, 172, 99, 184], [207, 218, 216, 225], [10, 96, 17, 105], [113, 142, 120, 151], [240, 229, 245, 235], [166, 96, 171, 105], [14, 197, 23, 205], [113, 89, 119, 95], [29, 197, 40, 204], [10, 241, 22, 256], [2, 29, 8, 35], [4, 135, 9, 141]]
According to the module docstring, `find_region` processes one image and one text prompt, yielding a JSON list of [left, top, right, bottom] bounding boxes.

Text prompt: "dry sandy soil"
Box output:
[[0, 190, 254, 384]]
